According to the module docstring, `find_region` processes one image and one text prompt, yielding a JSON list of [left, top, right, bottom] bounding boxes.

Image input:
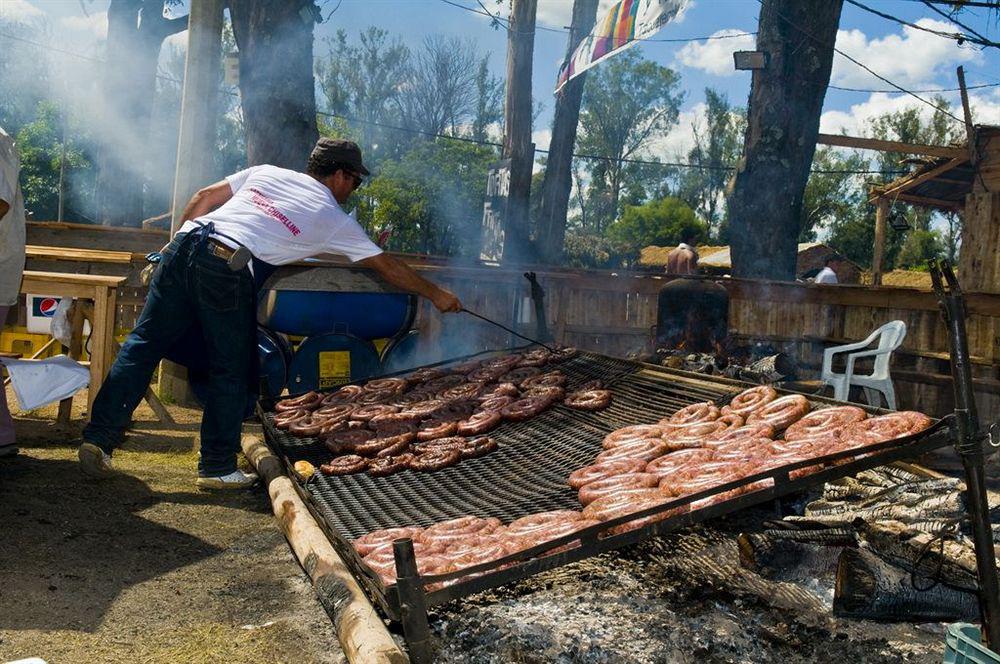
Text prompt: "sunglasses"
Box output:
[[346, 170, 364, 189]]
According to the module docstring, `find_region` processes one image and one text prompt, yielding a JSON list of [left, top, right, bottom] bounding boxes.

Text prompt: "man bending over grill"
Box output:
[[78, 138, 462, 489]]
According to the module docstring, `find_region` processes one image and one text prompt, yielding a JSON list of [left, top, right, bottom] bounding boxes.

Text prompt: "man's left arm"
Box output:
[[359, 253, 462, 313]]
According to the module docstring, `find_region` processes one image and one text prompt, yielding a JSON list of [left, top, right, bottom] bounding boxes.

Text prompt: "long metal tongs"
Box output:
[[930, 259, 1000, 649]]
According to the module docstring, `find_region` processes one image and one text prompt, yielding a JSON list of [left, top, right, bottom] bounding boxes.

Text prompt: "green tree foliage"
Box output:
[[15, 102, 93, 220], [675, 88, 745, 238], [562, 233, 631, 269], [350, 139, 498, 258], [316, 27, 411, 166], [578, 49, 683, 233], [799, 147, 868, 242], [896, 229, 945, 269], [606, 196, 705, 260], [316, 27, 504, 169]]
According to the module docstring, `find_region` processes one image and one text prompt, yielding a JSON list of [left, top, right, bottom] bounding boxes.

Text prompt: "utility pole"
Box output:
[[501, 0, 538, 265], [159, 0, 223, 403]]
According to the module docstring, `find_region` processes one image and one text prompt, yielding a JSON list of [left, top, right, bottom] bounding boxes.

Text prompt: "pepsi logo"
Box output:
[[38, 297, 59, 317]]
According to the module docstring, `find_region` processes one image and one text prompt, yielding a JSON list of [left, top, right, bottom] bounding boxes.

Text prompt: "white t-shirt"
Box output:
[[178, 164, 383, 265], [814, 266, 838, 284], [0, 128, 26, 306]]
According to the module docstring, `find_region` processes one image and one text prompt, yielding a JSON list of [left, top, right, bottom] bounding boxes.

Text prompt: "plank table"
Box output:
[[19, 271, 126, 415]]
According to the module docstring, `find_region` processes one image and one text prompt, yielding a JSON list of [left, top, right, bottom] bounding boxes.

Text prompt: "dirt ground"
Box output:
[[0, 393, 346, 664]]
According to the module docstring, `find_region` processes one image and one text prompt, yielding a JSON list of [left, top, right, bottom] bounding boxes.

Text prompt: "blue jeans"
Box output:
[[83, 232, 255, 476]]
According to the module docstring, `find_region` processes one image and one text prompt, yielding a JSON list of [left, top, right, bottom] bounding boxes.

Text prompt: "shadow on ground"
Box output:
[[0, 398, 344, 664], [0, 454, 224, 632]]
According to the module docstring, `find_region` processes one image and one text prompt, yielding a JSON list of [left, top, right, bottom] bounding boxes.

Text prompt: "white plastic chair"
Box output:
[[820, 320, 907, 409]]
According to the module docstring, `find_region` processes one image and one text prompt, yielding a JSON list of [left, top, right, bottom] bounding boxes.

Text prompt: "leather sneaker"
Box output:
[[78, 442, 115, 478], [196, 469, 258, 490]]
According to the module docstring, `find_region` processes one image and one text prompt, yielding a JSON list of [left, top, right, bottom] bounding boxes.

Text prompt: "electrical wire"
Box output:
[[0, 30, 907, 177], [828, 81, 1000, 93], [844, 0, 997, 48], [754, 0, 967, 126], [920, 0, 1000, 49], [438, 0, 757, 43]]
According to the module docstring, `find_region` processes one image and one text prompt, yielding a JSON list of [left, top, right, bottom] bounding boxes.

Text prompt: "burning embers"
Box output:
[[655, 278, 729, 355]]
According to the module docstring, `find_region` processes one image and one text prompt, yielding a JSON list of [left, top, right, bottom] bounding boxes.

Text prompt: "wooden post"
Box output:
[[957, 66, 977, 166], [501, 0, 538, 265], [56, 302, 86, 424], [872, 197, 889, 287], [161, 0, 224, 405], [170, 0, 223, 233], [958, 128, 1000, 293], [241, 435, 409, 664]]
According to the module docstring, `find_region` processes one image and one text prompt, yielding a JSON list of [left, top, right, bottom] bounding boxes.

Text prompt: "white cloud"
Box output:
[[819, 90, 1000, 137], [674, 29, 755, 77], [536, 0, 617, 29], [832, 20, 981, 89], [533, 128, 552, 173], [532, 128, 553, 152], [0, 0, 42, 21], [650, 102, 706, 159]]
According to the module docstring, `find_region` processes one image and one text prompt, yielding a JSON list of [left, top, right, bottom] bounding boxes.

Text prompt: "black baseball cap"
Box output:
[[309, 137, 370, 176]]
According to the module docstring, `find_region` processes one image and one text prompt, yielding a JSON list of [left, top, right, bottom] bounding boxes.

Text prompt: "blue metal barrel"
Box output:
[[257, 290, 416, 340], [257, 328, 293, 399], [380, 330, 424, 374], [287, 333, 383, 392]]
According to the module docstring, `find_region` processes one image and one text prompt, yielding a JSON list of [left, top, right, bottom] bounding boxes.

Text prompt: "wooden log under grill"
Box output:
[[242, 434, 408, 664]]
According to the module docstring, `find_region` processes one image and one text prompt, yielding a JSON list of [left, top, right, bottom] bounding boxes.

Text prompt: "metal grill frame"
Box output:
[[257, 349, 954, 623]]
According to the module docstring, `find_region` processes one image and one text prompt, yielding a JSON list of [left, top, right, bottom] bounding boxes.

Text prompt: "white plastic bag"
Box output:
[[0, 354, 89, 410], [50, 298, 74, 347]]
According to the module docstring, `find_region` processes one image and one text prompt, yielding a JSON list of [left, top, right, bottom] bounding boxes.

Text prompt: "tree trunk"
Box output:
[[96, 0, 188, 227], [727, 0, 843, 280], [501, 0, 538, 265], [229, 0, 319, 170], [536, 0, 599, 264]]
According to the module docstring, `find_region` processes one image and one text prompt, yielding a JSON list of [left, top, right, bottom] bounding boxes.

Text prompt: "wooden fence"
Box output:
[[409, 264, 1000, 419], [19, 222, 1000, 419]]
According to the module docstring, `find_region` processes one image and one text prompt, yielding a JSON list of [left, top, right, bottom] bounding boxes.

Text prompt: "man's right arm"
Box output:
[[179, 180, 234, 225], [359, 253, 462, 313]]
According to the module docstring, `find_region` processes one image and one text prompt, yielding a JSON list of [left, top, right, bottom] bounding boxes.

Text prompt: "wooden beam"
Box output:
[[872, 198, 889, 287], [817, 133, 967, 159], [957, 66, 977, 166], [888, 192, 965, 211], [870, 157, 967, 201]]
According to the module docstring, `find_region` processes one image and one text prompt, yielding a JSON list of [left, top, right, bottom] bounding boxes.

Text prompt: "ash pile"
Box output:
[[428, 465, 994, 663]]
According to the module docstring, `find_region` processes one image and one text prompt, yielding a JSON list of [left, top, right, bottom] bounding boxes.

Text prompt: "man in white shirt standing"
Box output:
[[814, 256, 840, 284], [79, 138, 462, 488], [0, 127, 26, 458]]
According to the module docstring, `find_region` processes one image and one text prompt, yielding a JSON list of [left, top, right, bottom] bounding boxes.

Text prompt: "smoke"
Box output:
[[0, 5, 202, 224]]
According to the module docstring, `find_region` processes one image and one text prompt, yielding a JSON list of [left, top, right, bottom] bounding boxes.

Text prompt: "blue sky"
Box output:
[[3, 0, 999, 160]]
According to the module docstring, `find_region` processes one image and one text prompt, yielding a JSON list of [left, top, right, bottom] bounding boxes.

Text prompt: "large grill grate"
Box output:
[[261, 352, 741, 539]]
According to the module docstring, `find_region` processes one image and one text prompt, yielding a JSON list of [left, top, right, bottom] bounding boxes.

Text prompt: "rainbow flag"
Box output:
[[555, 0, 688, 93]]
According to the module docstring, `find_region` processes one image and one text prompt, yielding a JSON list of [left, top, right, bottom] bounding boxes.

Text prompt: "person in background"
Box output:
[[664, 228, 699, 275], [814, 256, 840, 284], [0, 127, 26, 458], [78, 138, 462, 489]]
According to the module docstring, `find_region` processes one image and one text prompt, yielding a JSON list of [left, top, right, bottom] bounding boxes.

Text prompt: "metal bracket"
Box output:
[[987, 421, 1000, 450]]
